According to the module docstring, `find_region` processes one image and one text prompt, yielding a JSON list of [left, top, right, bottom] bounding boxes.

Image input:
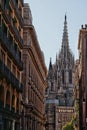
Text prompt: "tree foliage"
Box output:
[[62, 117, 75, 130]]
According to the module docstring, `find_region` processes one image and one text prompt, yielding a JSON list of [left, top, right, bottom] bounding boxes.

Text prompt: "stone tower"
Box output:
[[45, 15, 75, 130]]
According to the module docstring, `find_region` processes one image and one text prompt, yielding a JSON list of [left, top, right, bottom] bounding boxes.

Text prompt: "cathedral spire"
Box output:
[[61, 15, 69, 58], [48, 58, 53, 80], [65, 13, 67, 22], [49, 57, 52, 70]]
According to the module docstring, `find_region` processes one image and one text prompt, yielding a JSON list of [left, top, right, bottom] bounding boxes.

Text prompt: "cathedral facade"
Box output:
[[45, 15, 75, 130]]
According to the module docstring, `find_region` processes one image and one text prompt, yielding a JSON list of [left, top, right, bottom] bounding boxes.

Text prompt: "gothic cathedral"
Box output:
[[45, 15, 75, 130]]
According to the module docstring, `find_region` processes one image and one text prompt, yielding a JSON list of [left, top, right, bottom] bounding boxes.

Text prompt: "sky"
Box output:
[[24, 0, 87, 68]]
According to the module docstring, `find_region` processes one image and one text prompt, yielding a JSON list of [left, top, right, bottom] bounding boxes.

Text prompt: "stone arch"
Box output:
[[6, 90, 10, 105], [0, 84, 4, 103], [69, 69, 72, 83], [12, 94, 15, 108], [16, 98, 19, 112]]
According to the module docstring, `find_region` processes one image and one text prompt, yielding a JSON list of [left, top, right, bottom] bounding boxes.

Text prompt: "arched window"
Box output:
[[6, 90, 10, 110], [15, 0, 18, 6], [0, 85, 4, 102], [12, 95, 15, 108], [16, 98, 19, 112], [69, 70, 72, 83], [62, 70, 64, 84], [51, 82, 53, 91]]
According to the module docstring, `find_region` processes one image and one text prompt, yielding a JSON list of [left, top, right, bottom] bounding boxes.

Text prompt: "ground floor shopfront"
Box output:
[[0, 106, 20, 130]]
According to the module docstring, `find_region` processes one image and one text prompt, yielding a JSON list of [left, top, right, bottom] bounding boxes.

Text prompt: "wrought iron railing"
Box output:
[[0, 28, 23, 70], [0, 1, 23, 47], [0, 60, 23, 92], [10, 0, 24, 25]]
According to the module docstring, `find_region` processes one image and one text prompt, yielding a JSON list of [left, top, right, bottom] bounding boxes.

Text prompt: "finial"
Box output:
[[49, 57, 52, 69], [65, 12, 67, 22], [56, 53, 57, 62], [50, 57, 52, 64], [65, 13, 67, 22]]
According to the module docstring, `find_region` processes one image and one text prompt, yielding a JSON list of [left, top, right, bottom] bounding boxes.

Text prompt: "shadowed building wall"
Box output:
[[0, 0, 24, 130], [22, 3, 47, 130], [78, 25, 87, 130]]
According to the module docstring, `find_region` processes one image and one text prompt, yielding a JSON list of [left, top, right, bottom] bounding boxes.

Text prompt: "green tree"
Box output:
[[62, 117, 75, 130]]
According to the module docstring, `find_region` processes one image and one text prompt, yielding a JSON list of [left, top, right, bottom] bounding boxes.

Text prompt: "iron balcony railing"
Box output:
[[0, 2, 23, 48], [5, 13, 23, 48], [5, 104, 10, 111], [0, 60, 23, 92], [12, 25, 23, 47], [0, 28, 23, 70], [0, 101, 4, 108], [10, 0, 24, 25]]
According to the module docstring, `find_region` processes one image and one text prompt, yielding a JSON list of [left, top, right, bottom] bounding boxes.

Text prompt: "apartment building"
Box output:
[[0, 0, 24, 130]]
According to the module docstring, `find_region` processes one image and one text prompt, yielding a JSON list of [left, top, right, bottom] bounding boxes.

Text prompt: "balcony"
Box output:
[[0, 28, 23, 70], [11, 107, 15, 113], [0, 101, 4, 108], [21, 0, 24, 5], [5, 104, 10, 111], [15, 6, 24, 26], [10, 0, 24, 26], [12, 25, 23, 48], [0, 3, 23, 48], [5, 15, 23, 48], [16, 109, 19, 114], [0, 60, 23, 92]]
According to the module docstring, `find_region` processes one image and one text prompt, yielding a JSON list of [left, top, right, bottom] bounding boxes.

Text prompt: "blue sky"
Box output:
[[24, 0, 87, 68]]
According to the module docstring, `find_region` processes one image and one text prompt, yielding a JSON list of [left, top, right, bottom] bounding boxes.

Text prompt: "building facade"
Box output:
[[74, 59, 79, 130], [0, 0, 24, 130], [45, 15, 75, 130], [56, 106, 74, 130], [22, 4, 47, 130], [77, 25, 87, 130]]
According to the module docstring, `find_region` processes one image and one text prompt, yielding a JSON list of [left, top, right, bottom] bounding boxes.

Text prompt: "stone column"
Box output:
[[12, 120, 15, 130]]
